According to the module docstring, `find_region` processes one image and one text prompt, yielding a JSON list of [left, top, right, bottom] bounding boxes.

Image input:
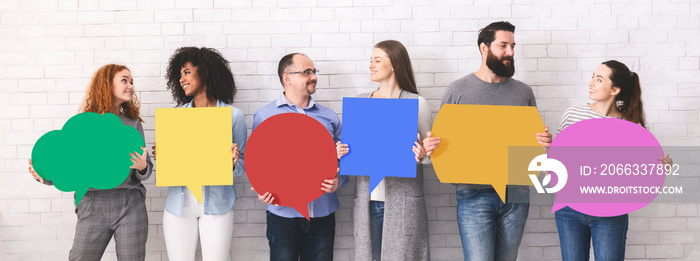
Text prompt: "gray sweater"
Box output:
[[441, 73, 536, 192], [41, 115, 153, 198], [353, 90, 430, 261]]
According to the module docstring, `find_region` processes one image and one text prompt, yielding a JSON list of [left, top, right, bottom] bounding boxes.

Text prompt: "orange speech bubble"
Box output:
[[431, 104, 545, 202]]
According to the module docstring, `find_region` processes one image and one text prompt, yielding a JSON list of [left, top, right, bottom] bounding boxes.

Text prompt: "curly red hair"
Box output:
[[80, 64, 143, 122]]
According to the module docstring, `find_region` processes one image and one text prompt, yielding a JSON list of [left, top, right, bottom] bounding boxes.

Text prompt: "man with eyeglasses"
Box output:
[[252, 53, 347, 261]]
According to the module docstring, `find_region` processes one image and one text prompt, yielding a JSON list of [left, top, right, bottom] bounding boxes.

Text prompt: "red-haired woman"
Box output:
[[28, 64, 153, 260]]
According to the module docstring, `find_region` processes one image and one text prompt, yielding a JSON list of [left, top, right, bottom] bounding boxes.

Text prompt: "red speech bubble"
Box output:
[[245, 113, 338, 219]]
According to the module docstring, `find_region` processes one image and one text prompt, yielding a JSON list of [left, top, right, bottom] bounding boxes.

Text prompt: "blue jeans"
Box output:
[[555, 206, 628, 261], [369, 201, 385, 261], [266, 211, 335, 261], [456, 188, 529, 261]]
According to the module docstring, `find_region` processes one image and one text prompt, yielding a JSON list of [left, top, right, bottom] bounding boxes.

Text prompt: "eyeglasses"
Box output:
[[286, 68, 319, 77]]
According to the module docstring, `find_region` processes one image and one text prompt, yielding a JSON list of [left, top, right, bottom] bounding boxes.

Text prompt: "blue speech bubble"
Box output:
[[339, 97, 418, 193]]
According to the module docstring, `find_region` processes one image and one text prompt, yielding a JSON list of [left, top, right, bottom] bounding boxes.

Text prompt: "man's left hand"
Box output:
[[536, 126, 553, 151], [321, 168, 340, 193]]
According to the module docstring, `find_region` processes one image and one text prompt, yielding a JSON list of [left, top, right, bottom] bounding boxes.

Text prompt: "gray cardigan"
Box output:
[[353, 90, 430, 261]]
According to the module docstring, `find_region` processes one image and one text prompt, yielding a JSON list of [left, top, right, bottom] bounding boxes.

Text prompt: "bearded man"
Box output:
[[422, 21, 553, 261]]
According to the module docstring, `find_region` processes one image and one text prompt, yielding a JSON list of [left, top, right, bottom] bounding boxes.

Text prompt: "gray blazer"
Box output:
[[353, 90, 430, 261]]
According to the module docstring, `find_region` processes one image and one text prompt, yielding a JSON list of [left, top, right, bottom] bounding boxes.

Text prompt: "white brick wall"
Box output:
[[1, 0, 699, 260]]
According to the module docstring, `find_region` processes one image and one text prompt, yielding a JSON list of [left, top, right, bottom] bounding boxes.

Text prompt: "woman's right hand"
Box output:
[[250, 187, 278, 206], [336, 141, 349, 159], [28, 159, 43, 183]]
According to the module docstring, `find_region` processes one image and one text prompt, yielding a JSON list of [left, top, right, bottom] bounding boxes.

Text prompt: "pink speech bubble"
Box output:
[[547, 118, 665, 217]]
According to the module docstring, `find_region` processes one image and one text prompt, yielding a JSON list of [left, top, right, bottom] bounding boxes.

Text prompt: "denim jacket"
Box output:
[[165, 100, 247, 216]]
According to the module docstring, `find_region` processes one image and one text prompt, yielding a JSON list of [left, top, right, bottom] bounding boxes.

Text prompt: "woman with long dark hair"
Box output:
[[555, 60, 672, 261], [337, 40, 431, 261]]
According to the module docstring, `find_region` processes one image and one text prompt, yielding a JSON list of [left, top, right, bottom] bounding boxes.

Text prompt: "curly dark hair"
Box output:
[[165, 47, 236, 106]]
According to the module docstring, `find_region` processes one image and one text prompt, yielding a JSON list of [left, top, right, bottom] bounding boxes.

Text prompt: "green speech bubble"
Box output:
[[31, 112, 145, 204]]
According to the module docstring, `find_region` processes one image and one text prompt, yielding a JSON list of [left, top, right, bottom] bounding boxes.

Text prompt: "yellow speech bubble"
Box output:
[[155, 107, 233, 204], [431, 104, 544, 202]]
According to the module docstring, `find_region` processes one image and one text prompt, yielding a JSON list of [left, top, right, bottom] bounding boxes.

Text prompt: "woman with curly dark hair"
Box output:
[[156, 47, 247, 261]]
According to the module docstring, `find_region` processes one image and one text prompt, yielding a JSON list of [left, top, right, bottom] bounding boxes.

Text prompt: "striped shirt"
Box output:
[[557, 104, 617, 132]]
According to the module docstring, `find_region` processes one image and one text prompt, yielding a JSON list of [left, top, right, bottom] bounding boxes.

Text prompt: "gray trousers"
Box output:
[[69, 188, 148, 261]]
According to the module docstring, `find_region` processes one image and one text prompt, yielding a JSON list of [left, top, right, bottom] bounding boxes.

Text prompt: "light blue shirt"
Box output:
[[165, 99, 247, 216], [253, 93, 348, 218]]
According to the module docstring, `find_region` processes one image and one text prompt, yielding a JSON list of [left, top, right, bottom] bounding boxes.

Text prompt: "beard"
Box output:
[[486, 50, 515, 78], [306, 80, 317, 95]]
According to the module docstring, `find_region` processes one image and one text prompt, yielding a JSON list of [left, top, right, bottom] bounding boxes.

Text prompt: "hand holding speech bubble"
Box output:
[[431, 104, 545, 202], [31, 112, 145, 205], [547, 118, 665, 217], [155, 107, 233, 204], [339, 97, 419, 193], [245, 113, 338, 220]]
